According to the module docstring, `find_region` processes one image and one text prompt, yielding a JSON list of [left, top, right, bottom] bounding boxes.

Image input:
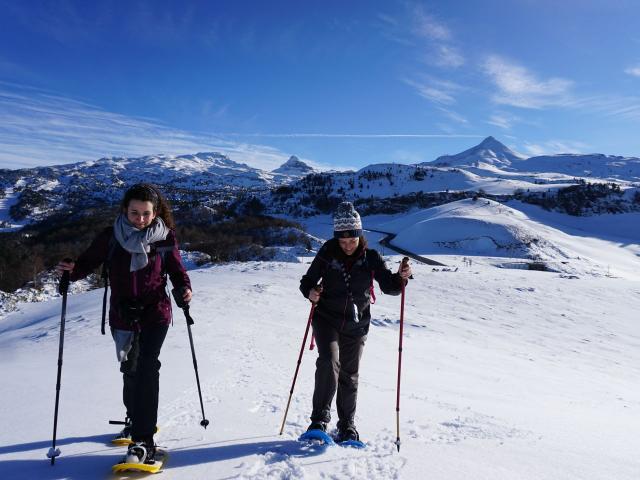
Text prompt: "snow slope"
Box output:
[[513, 154, 640, 182], [0, 186, 27, 231], [0, 249, 639, 479], [374, 199, 640, 279]]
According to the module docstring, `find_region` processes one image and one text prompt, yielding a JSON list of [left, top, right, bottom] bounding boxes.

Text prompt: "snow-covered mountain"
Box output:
[[2, 137, 640, 227], [271, 155, 315, 177], [0, 152, 305, 224], [512, 153, 640, 181], [431, 136, 526, 168]]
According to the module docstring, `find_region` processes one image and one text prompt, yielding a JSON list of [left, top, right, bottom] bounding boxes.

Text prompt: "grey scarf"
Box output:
[[113, 214, 170, 272]]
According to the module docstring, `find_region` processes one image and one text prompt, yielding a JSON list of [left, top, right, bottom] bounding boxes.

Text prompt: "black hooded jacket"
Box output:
[[300, 239, 404, 337]]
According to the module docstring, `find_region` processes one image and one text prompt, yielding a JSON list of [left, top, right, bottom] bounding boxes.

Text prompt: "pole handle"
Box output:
[[59, 257, 72, 295], [400, 257, 414, 280]]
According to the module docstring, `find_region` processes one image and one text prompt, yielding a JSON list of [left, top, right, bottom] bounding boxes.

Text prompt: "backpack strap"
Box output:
[[369, 269, 376, 305], [101, 234, 118, 335], [154, 246, 173, 278], [364, 250, 376, 305]]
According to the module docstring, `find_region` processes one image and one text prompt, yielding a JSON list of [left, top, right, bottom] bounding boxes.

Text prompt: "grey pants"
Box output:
[[311, 320, 366, 428]]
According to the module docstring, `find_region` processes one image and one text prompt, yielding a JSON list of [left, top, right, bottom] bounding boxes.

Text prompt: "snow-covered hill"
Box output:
[[372, 198, 640, 279], [512, 153, 640, 182], [0, 247, 639, 479]]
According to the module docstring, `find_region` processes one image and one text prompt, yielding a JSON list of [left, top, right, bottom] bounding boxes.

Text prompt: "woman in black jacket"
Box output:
[[299, 202, 412, 442]]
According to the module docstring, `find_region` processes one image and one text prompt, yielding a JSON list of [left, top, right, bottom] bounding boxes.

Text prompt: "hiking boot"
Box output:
[[307, 421, 327, 432], [335, 425, 359, 442], [125, 441, 156, 464], [113, 425, 132, 442]]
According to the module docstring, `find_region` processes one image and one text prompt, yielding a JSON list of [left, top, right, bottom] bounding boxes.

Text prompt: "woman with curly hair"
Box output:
[[57, 183, 192, 465]]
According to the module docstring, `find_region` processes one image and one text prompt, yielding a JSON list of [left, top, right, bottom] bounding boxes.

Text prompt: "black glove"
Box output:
[[172, 286, 188, 309]]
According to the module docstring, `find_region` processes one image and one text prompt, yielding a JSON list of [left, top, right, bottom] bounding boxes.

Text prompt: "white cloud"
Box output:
[[434, 45, 465, 68], [570, 94, 640, 120], [0, 82, 295, 170], [487, 114, 512, 130], [486, 112, 524, 130], [378, 5, 464, 68], [403, 78, 456, 105], [624, 65, 640, 77], [214, 132, 482, 139], [522, 139, 591, 156], [438, 108, 469, 125], [482, 55, 573, 109], [0, 82, 485, 170], [411, 6, 451, 41]]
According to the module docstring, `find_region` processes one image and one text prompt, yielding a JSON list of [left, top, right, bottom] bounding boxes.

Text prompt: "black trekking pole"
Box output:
[[279, 301, 316, 435], [172, 287, 210, 429], [47, 262, 71, 465], [394, 257, 410, 452]]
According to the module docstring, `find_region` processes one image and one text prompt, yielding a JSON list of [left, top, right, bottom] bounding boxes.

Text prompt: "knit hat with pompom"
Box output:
[[333, 202, 362, 239]]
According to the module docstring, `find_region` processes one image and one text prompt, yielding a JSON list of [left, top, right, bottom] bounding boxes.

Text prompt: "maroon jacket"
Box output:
[[70, 227, 191, 330]]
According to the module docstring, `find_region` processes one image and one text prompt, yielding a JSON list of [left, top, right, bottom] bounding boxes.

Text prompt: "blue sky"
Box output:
[[1, 0, 640, 170]]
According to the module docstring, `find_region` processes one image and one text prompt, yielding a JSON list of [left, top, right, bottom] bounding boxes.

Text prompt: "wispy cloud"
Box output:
[[625, 65, 640, 77], [403, 77, 465, 106], [378, 4, 465, 68], [433, 45, 465, 68], [403, 79, 455, 105], [522, 139, 591, 156], [486, 111, 524, 130], [487, 114, 513, 130], [437, 108, 469, 125], [482, 55, 573, 109], [212, 132, 483, 139], [411, 6, 451, 42], [569, 93, 640, 120], [0, 82, 301, 170]]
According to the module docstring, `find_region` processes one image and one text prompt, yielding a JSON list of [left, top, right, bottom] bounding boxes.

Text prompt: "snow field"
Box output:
[[0, 257, 639, 479]]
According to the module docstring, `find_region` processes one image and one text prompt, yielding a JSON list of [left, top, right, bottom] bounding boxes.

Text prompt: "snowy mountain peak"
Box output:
[[433, 136, 526, 168], [272, 155, 315, 176]]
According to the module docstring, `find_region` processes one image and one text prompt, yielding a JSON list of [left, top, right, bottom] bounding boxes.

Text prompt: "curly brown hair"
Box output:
[[120, 183, 175, 229]]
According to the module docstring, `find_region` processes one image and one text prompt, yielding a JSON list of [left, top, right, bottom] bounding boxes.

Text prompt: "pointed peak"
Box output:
[[282, 155, 302, 166], [434, 136, 525, 167], [272, 156, 315, 175]]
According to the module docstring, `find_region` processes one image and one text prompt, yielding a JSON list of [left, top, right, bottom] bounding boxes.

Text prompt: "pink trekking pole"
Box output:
[[279, 303, 316, 435], [395, 257, 409, 452]]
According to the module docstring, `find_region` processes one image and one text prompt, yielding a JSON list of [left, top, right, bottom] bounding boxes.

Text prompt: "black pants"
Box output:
[[310, 320, 366, 429], [120, 323, 169, 442]]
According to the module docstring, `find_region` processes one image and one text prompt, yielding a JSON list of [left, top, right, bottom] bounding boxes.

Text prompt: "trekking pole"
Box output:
[[279, 302, 316, 435], [47, 262, 71, 465], [172, 287, 210, 429], [394, 257, 410, 452]]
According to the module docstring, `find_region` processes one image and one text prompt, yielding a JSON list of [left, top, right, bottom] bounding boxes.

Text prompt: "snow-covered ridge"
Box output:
[[512, 153, 640, 181], [432, 136, 526, 168], [2, 136, 640, 226]]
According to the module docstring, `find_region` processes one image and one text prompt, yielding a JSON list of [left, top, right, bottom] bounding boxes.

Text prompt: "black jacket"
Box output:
[[300, 239, 404, 337]]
